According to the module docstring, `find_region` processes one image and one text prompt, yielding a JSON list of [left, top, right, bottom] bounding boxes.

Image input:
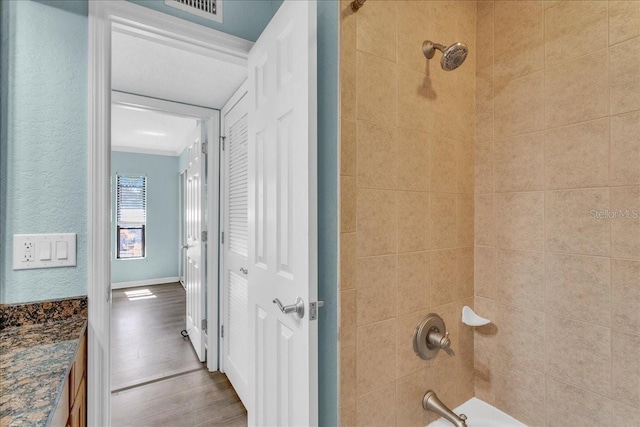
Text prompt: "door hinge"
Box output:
[[309, 301, 325, 321], [220, 136, 226, 151], [201, 319, 207, 332], [201, 141, 208, 155], [201, 230, 208, 242], [221, 231, 224, 244], [220, 324, 224, 338]]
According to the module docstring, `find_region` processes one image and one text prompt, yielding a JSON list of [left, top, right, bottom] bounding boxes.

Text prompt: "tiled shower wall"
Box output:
[[474, 1, 640, 426], [339, 1, 476, 425]]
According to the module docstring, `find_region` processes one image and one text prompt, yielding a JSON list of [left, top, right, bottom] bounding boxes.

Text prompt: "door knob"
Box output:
[[273, 297, 305, 319]]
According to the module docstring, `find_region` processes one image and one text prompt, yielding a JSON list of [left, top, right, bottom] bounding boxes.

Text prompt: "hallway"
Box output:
[[111, 283, 246, 426]]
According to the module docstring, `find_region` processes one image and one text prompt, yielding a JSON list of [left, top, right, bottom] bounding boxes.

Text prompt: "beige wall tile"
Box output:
[[356, 189, 396, 257], [341, 59, 356, 121], [610, 36, 640, 116], [494, 71, 544, 139], [396, 0, 431, 75], [357, 255, 396, 325], [341, 290, 357, 348], [458, 247, 475, 300], [545, 118, 610, 190], [340, 402, 356, 427], [459, 140, 475, 194], [609, 1, 640, 45], [396, 310, 430, 380], [474, 351, 495, 405], [356, 52, 397, 126], [397, 252, 430, 316], [494, 1, 544, 82], [341, 119, 356, 177], [341, 232, 357, 291], [545, 50, 609, 128], [457, 194, 474, 247], [545, 376, 612, 427], [397, 128, 430, 192], [612, 330, 640, 408], [494, 132, 544, 192], [397, 65, 431, 135], [341, 344, 357, 407], [341, 176, 356, 232], [475, 138, 494, 194], [476, 1, 494, 72], [544, 0, 608, 65], [340, 0, 356, 65], [495, 192, 545, 251], [426, 71, 476, 142], [611, 186, 640, 259], [396, 371, 431, 427], [474, 297, 498, 357], [430, 193, 458, 249], [546, 188, 611, 256], [494, 358, 545, 427], [458, 297, 475, 355], [612, 258, 640, 334], [475, 195, 496, 246], [356, 0, 396, 62], [476, 68, 494, 143], [475, 246, 496, 299], [545, 315, 612, 396], [356, 120, 397, 190], [495, 304, 545, 371], [397, 191, 429, 253], [456, 347, 476, 405], [430, 136, 458, 193], [610, 111, 640, 186], [356, 319, 397, 396], [496, 249, 545, 311], [356, 382, 396, 426], [612, 401, 640, 427], [430, 249, 459, 307], [545, 253, 611, 326]]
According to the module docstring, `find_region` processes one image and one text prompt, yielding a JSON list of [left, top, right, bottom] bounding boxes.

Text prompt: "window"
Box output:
[[116, 175, 147, 259]]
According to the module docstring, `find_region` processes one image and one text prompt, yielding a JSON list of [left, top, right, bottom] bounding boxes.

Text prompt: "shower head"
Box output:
[[422, 40, 468, 71]]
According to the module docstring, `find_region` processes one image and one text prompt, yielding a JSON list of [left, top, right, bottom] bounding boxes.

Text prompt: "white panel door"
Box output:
[[185, 122, 206, 362], [222, 89, 250, 406], [247, 1, 318, 425]]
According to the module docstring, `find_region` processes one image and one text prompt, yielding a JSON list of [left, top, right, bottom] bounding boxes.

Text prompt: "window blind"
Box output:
[[117, 175, 147, 226]]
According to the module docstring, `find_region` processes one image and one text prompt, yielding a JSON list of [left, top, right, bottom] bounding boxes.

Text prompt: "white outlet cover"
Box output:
[[13, 233, 77, 270]]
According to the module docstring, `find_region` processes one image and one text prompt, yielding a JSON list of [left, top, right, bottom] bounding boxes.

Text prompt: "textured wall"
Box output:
[[338, 1, 477, 425], [0, 0, 88, 304], [111, 152, 179, 284], [474, 2, 640, 425]]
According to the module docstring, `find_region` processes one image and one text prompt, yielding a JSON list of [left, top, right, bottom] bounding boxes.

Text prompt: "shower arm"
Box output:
[[422, 41, 447, 59]]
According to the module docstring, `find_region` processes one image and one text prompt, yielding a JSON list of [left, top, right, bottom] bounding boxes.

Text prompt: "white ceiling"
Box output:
[[112, 31, 247, 109], [111, 31, 248, 155], [111, 105, 197, 156]]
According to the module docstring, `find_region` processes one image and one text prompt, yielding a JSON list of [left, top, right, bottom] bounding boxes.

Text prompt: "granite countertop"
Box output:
[[0, 299, 87, 427]]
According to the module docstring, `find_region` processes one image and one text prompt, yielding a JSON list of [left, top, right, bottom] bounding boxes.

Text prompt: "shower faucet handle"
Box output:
[[427, 329, 455, 357]]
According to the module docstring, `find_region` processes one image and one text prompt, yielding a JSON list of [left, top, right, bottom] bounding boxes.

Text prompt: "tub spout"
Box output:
[[423, 391, 467, 427]]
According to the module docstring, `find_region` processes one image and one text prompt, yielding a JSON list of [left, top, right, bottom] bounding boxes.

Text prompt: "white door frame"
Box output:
[[88, 2, 252, 425]]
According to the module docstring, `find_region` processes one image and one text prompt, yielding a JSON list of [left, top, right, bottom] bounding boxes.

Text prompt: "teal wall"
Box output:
[[316, 1, 339, 425], [128, 0, 283, 42], [111, 152, 179, 284], [0, 0, 88, 304]]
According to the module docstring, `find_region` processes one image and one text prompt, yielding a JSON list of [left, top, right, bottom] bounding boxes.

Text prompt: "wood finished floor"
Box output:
[[111, 283, 247, 426]]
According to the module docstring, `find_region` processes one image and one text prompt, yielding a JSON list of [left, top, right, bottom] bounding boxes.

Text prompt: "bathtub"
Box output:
[[427, 398, 526, 427]]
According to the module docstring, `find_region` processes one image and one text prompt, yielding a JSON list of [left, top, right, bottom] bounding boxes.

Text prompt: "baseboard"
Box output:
[[111, 277, 180, 290]]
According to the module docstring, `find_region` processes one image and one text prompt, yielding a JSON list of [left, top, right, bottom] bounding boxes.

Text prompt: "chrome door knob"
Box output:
[[273, 297, 305, 319]]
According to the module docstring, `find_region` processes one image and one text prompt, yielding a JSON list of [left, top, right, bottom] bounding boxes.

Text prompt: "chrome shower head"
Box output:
[[422, 40, 468, 71]]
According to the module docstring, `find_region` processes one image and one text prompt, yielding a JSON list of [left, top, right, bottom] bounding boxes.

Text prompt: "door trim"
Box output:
[[88, 2, 251, 425]]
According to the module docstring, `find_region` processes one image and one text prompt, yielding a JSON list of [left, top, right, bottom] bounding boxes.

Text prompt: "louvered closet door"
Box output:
[[222, 89, 249, 406]]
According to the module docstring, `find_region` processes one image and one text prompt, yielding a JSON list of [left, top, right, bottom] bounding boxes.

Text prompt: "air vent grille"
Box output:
[[165, 0, 223, 23]]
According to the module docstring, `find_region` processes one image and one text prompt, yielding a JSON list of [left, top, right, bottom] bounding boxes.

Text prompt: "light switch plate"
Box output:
[[13, 233, 77, 270]]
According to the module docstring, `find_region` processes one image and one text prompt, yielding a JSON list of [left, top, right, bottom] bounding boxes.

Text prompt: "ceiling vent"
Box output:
[[164, 0, 223, 23]]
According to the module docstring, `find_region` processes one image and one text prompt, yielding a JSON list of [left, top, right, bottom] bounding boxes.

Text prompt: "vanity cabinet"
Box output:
[[51, 330, 87, 427]]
